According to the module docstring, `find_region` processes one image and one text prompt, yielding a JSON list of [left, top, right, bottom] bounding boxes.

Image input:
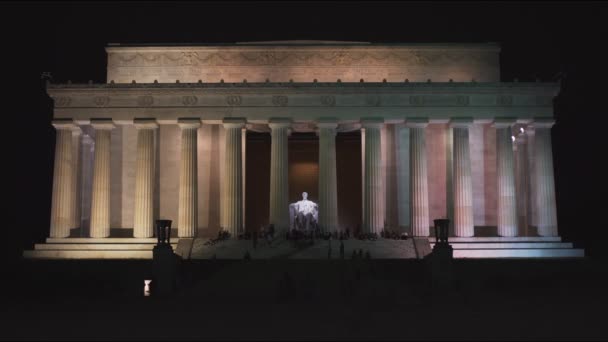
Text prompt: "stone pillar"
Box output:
[[133, 119, 158, 238], [223, 119, 246, 237], [70, 127, 82, 231], [494, 119, 518, 237], [269, 119, 291, 231], [531, 119, 558, 236], [49, 120, 77, 238], [361, 127, 366, 227], [408, 119, 430, 236], [318, 120, 339, 233], [242, 127, 247, 231], [395, 124, 410, 231], [451, 119, 474, 237], [514, 131, 529, 236], [178, 119, 200, 238], [89, 120, 115, 238], [362, 119, 384, 234]]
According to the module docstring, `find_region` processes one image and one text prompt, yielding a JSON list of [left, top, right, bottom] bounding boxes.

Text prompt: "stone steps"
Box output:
[[452, 249, 584, 258], [23, 238, 179, 259], [34, 243, 178, 250], [23, 250, 153, 259], [429, 242, 573, 249], [426, 237, 584, 258], [429, 236, 562, 243]]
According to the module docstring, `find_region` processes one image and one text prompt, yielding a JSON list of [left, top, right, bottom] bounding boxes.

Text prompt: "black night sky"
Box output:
[[3, 1, 608, 340]]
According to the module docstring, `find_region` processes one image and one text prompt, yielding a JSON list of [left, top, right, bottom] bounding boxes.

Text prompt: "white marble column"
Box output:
[[89, 120, 115, 238], [269, 119, 291, 231], [395, 124, 410, 231], [362, 119, 384, 234], [451, 119, 474, 237], [242, 127, 247, 231], [70, 127, 82, 231], [514, 131, 529, 236], [49, 120, 77, 238], [318, 120, 339, 233], [494, 119, 518, 237], [178, 119, 200, 238], [531, 119, 558, 236], [133, 119, 158, 238], [223, 119, 245, 236], [407, 119, 430, 236]]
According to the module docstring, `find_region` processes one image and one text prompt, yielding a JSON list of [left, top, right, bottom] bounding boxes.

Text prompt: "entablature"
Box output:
[[47, 82, 559, 122]]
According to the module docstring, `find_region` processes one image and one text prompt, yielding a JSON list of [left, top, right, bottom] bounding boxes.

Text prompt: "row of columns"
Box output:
[[49, 117, 559, 239]]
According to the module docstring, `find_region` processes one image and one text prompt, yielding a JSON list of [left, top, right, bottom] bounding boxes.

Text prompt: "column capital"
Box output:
[[177, 118, 201, 129], [134, 118, 159, 130], [317, 118, 338, 130], [492, 118, 517, 129], [90, 119, 116, 130], [52, 119, 77, 131], [268, 118, 292, 130], [449, 117, 474, 128], [360, 118, 384, 129], [530, 118, 555, 129], [405, 118, 429, 128], [223, 117, 247, 129]]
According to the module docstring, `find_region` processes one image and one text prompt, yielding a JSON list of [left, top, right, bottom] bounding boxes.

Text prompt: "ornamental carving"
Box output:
[[272, 95, 288, 106], [497, 95, 513, 106], [93, 96, 110, 107], [54, 97, 71, 107], [110, 50, 495, 68], [365, 95, 380, 107], [456, 95, 470, 106], [182, 96, 198, 106], [181, 52, 199, 66], [320, 95, 336, 106], [226, 95, 242, 106], [137, 96, 154, 107], [409, 95, 424, 106]]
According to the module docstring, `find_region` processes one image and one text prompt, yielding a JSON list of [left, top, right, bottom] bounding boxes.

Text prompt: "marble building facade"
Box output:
[[44, 41, 561, 243]]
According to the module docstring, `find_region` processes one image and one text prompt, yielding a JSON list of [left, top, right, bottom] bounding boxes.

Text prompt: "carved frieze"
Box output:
[[110, 50, 496, 68], [271, 95, 288, 106]]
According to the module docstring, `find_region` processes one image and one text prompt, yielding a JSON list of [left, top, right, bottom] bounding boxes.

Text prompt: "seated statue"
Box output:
[[289, 192, 319, 231]]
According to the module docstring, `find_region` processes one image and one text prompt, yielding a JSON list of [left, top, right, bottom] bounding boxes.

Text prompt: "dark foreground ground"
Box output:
[[1, 256, 607, 340]]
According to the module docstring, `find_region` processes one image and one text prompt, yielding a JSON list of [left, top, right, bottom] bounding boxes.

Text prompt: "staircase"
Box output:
[[428, 236, 585, 258], [23, 238, 179, 259]]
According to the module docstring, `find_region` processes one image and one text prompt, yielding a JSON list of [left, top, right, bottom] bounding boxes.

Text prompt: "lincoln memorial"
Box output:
[[25, 41, 584, 259]]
